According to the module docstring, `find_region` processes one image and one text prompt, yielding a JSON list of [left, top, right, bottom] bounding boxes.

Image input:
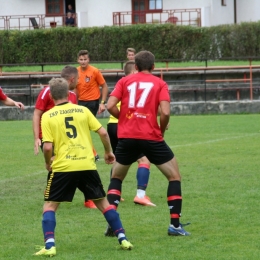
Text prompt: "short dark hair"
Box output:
[[124, 61, 135, 76], [61, 66, 78, 80], [134, 51, 155, 72], [49, 78, 68, 100], [77, 50, 89, 58]]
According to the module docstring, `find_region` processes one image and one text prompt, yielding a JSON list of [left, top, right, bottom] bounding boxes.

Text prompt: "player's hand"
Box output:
[[14, 102, 25, 110], [34, 138, 42, 155], [98, 103, 106, 114], [166, 123, 170, 130], [104, 152, 115, 164], [45, 163, 52, 172]]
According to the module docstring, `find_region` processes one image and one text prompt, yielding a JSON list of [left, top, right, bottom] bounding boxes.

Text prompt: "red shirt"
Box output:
[[0, 87, 7, 101], [35, 86, 77, 138], [110, 72, 170, 141]]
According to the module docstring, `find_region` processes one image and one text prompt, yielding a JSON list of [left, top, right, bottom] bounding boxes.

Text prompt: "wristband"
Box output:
[[100, 100, 106, 104]]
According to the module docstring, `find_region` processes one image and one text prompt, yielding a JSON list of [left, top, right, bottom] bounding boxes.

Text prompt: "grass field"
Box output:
[[1, 114, 260, 259], [2, 60, 260, 72]]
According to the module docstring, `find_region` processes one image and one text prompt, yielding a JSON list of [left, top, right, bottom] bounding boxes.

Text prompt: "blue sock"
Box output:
[[42, 211, 56, 249], [136, 164, 150, 189], [103, 207, 126, 244]]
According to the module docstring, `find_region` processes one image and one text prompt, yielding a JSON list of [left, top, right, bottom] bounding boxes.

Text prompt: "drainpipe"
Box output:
[[234, 0, 237, 24]]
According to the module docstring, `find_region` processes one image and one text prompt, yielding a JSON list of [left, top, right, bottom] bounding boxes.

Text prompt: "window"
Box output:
[[45, 0, 64, 15], [149, 0, 162, 10], [221, 0, 227, 6]]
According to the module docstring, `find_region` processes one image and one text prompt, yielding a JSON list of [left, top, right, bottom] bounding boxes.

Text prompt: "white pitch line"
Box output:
[[169, 133, 260, 149], [0, 170, 46, 184]]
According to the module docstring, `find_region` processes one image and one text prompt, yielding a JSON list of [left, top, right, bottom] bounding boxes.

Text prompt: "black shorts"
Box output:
[[115, 138, 174, 165], [78, 99, 99, 116], [107, 123, 118, 153], [44, 170, 106, 202]]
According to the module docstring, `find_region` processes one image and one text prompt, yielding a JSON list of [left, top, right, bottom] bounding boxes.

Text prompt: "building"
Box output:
[[0, 0, 260, 30]]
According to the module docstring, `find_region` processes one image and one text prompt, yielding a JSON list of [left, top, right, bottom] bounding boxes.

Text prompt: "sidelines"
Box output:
[[0, 170, 46, 184], [169, 133, 260, 149]]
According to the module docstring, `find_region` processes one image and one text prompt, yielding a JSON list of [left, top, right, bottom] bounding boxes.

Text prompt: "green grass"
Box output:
[[1, 115, 260, 259], [3, 60, 260, 72]]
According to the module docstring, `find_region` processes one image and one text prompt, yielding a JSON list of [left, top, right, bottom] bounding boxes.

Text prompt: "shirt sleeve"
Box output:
[[41, 113, 53, 143], [96, 69, 106, 86], [159, 81, 170, 102], [0, 87, 7, 101], [86, 108, 102, 132], [35, 88, 50, 111]]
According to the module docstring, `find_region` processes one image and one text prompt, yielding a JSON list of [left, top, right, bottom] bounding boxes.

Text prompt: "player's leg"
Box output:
[[134, 155, 156, 206], [107, 123, 125, 201], [34, 172, 78, 256], [144, 140, 190, 236], [94, 199, 133, 249], [80, 170, 133, 250]]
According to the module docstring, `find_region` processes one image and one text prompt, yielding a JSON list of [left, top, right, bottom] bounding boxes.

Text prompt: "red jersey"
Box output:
[[110, 72, 170, 141], [35, 86, 77, 138], [0, 87, 7, 101]]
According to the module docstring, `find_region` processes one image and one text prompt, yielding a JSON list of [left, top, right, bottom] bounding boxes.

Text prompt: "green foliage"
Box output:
[[1, 22, 260, 63]]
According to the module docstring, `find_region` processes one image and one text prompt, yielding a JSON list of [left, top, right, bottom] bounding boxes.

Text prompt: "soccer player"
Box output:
[[32, 65, 96, 209], [126, 47, 136, 61], [106, 51, 190, 236], [34, 78, 133, 256], [0, 87, 24, 109], [107, 60, 156, 207], [75, 50, 109, 162]]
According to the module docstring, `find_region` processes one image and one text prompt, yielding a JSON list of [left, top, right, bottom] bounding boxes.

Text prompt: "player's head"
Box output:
[[124, 61, 136, 76], [126, 47, 136, 61], [77, 50, 90, 69], [61, 65, 78, 90], [135, 50, 155, 72], [49, 78, 69, 101]]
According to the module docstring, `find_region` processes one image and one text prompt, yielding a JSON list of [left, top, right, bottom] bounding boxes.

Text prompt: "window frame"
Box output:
[[45, 0, 64, 16], [221, 0, 227, 6]]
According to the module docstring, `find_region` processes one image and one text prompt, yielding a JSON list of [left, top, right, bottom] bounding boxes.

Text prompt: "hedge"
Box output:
[[1, 22, 260, 64]]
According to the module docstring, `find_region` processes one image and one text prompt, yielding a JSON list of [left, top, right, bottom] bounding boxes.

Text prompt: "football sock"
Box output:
[[167, 180, 182, 228], [42, 211, 56, 249], [107, 178, 122, 209], [103, 206, 126, 244], [136, 164, 150, 196]]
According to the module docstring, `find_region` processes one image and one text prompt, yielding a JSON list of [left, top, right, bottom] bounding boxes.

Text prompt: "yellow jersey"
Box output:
[[42, 102, 102, 172], [108, 102, 121, 124]]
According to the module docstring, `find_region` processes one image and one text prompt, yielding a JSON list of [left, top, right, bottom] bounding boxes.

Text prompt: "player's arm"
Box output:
[[96, 126, 115, 164], [32, 108, 44, 155], [159, 100, 170, 137], [43, 142, 53, 171], [2, 97, 24, 109], [98, 82, 109, 114], [107, 96, 120, 119]]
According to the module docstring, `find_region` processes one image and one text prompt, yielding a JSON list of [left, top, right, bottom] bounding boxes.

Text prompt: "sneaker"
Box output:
[[120, 240, 133, 250], [95, 155, 100, 162], [84, 200, 97, 209], [168, 224, 190, 236], [34, 246, 56, 256], [104, 225, 115, 237], [133, 195, 156, 206]]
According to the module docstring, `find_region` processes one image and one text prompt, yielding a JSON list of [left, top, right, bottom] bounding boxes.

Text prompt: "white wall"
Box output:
[[76, 0, 132, 27], [0, 0, 45, 15], [236, 0, 260, 23], [210, 0, 234, 26]]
